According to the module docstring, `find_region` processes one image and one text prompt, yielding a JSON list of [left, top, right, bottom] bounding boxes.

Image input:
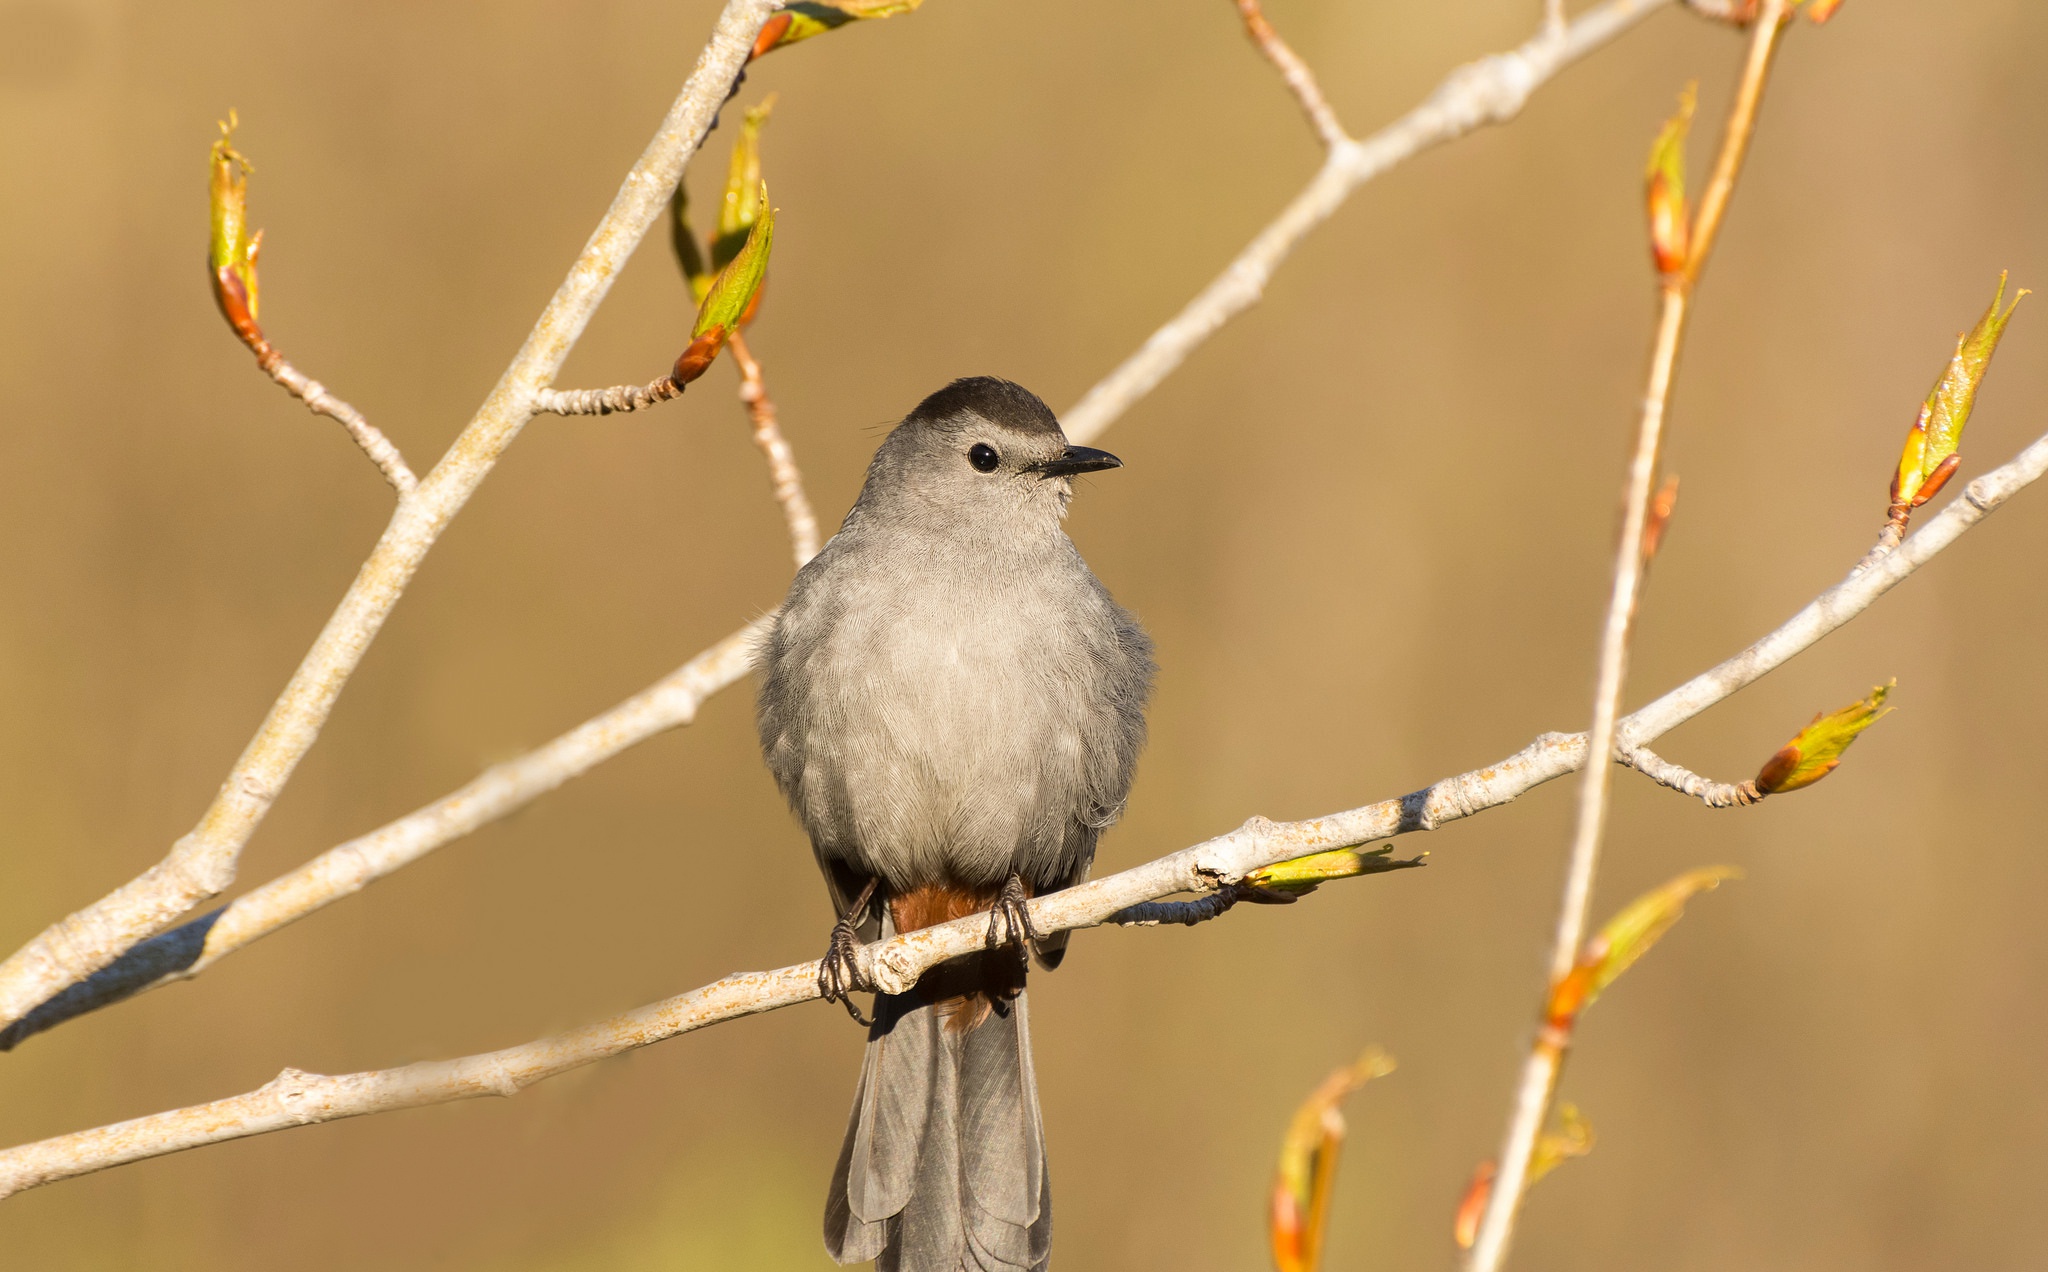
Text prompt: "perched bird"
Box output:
[[755, 377, 1154, 1271]]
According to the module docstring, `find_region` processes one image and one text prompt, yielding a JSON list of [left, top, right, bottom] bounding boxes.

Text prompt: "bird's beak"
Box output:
[[1033, 445, 1123, 477]]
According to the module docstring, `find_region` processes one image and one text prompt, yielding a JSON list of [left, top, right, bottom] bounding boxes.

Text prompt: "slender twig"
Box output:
[[244, 342, 416, 492], [727, 332, 821, 565], [1546, 0, 1569, 39], [0, 625, 764, 1051], [532, 376, 686, 416], [1233, 0, 1350, 150], [1465, 7, 1789, 1269], [8, 415, 2046, 1192], [1061, 0, 1671, 445], [1618, 745, 1761, 806], [0, 0, 777, 1036], [0, 0, 1671, 1048]]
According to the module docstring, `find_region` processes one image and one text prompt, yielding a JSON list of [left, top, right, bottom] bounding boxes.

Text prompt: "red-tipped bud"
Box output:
[[1890, 275, 2026, 524], [208, 111, 265, 349], [674, 187, 774, 384], [1754, 681, 1893, 795], [749, 0, 925, 60], [1644, 84, 1696, 278]]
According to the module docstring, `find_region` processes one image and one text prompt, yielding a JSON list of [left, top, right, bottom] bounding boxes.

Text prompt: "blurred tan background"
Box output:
[[3, 1, 2047, 1268]]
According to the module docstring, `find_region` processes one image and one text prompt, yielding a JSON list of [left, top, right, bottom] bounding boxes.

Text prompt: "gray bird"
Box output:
[[755, 377, 1154, 1271]]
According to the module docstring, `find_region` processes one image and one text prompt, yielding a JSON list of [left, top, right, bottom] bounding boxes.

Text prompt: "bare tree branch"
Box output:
[[260, 353, 417, 493], [0, 0, 1676, 1051], [1619, 745, 1762, 806], [531, 375, 687, 416], [0, 623, 765, 1051], [1233, 0, 1350, 150], [0, 0, 778, 1036], [9, 416, 2045, 1198], [1468, 8, 1792, 1264], [1061, 0, 1671, 447], [727, 332, 822, 565]]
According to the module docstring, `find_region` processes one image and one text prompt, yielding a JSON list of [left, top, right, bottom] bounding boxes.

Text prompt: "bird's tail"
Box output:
[[825, 973, 1052, 1272]]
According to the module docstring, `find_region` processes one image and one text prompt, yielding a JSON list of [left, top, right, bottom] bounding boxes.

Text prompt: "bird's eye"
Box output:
[[968, 442, 1000, 473]]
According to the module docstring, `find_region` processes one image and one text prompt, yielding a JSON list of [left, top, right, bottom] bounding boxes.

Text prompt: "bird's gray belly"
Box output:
[[791, 601, 1095, 891]]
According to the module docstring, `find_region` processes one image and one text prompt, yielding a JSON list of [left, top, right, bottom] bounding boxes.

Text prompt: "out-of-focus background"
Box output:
[[3, 1, 2045, 1268]]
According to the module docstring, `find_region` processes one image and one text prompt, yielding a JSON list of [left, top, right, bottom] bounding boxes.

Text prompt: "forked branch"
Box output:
[[8, 416, 2046, 1198], [0, 0, 1674, 1048], [0, 0, 778, 1035], [1466, 6, 1792, 1266], [1233, 0, 1350, 149]]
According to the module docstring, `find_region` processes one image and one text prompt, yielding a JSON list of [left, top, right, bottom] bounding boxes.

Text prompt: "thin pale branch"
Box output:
[[0, 0, 778, 1035], [254, 348, 417, 492], [10, 418, 2046, 1194], [1061, 0, 1672, 446], [532, 376, 686, 416], [0, 623, 765, 1051], [1466, 8, 1789, 1267], [1680, 0, 1787, 288], [0, 0, 1672, 1050], [727, 332, 822, 565], [1618, 745, 1761, 806], [1233, 0, 1350, 150]]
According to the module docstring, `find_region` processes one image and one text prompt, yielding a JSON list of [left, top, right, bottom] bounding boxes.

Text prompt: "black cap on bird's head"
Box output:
[[899, 376, 1122, 483]]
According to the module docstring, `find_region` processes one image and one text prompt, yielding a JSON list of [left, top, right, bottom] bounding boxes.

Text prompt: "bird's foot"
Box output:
[[985, 874, 1041, 970], [819, 879, 879, 1027]]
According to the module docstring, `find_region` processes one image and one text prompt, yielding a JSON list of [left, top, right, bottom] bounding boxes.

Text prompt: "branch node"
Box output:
[[1233, 0, 1350, 149], [531, 376, 687, 417], [1619, 745, 1766, 807]]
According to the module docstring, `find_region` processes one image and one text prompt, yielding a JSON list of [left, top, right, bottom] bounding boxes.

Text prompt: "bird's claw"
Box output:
[[985, 874, 1041, 969], [818, 918, 875, 1026], [819, 877, 880, 1026]]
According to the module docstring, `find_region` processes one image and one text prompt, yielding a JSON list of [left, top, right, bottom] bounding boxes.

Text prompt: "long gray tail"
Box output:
[[824, 987, 1052, 1271]]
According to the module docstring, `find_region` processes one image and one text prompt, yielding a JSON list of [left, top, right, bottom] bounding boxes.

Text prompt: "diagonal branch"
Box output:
[[257, 351, 417, 492], [531, 375, 687, 416], [1619, 745, 1761, 806], [1233, 0, 1350, 149], [1062, 0, 1672, 446], [0, 0, 778, 1036], [727, 332, 822, 565], [0, 625, 764, 1052], [8, 419, 2046, 1199], [0, 0, 1675, 1051], [1467, 9, 1796, 1264]]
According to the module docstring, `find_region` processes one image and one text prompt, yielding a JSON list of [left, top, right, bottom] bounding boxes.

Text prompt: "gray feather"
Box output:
[[762, 378, 1152, 1272]]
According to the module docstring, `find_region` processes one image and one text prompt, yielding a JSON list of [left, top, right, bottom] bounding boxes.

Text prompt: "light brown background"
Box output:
[[3, 1, 2046, 1268]]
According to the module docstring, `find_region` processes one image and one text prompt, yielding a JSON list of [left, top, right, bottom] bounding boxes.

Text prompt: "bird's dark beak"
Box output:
[[1033, 445, 1122, 478]]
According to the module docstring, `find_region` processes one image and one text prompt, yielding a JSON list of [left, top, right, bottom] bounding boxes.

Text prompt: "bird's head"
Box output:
[[860, 377, 1122, 532]]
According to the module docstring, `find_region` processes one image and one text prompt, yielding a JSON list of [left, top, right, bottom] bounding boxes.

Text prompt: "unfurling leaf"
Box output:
[[208, 111, 264, 344], [750, 0, 925, 60], [1892, 275, 2027, 514], [1270, 1048, 1395, 1272], [713, 95, 776, 271], [669, 186, 709, 299], [1547, 866, 1740, 1027], [1644, 83, 1696, 277], [1244, 844, 1425, 898], [1755, 680, 1894, 795], [1451, 1107, 1593, 1251], [1805, 0, 1846, 22], [675, 186, 774, 384], [1528, 1103, 1595, 1185]]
